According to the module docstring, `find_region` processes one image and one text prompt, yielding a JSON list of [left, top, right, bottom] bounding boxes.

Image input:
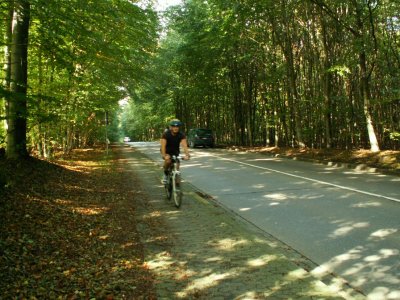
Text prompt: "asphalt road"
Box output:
[[129, 142, 400, 299]]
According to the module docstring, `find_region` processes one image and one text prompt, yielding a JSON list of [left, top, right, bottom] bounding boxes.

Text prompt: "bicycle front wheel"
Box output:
[[172, 175, 182, 208], [165, 175, 172, 200]]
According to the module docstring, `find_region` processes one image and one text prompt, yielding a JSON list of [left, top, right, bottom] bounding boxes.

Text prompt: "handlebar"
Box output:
[[170, 154, 190, 161]]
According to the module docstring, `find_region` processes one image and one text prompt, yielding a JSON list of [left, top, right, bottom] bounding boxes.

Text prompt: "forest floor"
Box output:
[[0, 146, 157, 299], [0, 145, 398, 298]]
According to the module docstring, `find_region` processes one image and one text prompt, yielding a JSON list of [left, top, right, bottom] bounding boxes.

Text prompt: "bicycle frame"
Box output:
[[164, 155, 182, 208]]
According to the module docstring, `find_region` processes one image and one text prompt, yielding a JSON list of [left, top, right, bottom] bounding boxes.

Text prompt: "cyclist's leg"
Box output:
[[176, 160, 181, 186], [162, 154, 172, 183], [163, 154, 172, 172]]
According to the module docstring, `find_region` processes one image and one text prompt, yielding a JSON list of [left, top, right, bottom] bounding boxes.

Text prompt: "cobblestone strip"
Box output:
[[124, 147, 365, 300]]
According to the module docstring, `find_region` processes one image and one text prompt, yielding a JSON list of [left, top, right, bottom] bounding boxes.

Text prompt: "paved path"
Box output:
[[122, 146, 365, 299]]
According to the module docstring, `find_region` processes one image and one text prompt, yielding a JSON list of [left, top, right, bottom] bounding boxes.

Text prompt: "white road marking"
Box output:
[[207, 153, 400, 203]]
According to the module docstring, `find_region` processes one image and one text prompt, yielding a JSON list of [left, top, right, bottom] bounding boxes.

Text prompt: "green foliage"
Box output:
[[1, 0, 159, 155], [327, 65, 351, 77], [130, 0, 399, 149], [1, 0, 399, 151], [390, 132, 400, 142]]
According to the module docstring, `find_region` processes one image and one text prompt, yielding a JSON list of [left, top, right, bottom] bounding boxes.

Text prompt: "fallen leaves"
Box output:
[[0, 147, 156, 298]]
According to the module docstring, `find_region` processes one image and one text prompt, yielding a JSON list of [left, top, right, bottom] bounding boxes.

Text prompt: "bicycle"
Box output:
[[164, 155, 183, 208]]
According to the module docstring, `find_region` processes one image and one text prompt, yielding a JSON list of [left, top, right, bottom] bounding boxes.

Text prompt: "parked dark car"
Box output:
[[187, 128, 215, 148]]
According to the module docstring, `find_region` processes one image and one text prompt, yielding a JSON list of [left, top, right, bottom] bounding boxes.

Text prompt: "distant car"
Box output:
[[187, 128, 214, 148], [123, 137, 131, 142]]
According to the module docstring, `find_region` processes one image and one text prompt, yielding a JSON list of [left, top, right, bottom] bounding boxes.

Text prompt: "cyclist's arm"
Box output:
[[180, 138, 190, 159], [160, 138, 167, 159]]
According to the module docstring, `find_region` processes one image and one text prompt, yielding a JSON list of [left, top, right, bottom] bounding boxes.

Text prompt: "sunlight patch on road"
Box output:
[[312, 247, 364, 278], [369, 228, 398, 240], [264, 193, 287, 201], [368, 287, 400, 300], [182, 163, 203, 168], [252, 183, 265, 189], [329, 222, 369, 238], [352, 201, 382, 208], [239, 207, 252, 211]]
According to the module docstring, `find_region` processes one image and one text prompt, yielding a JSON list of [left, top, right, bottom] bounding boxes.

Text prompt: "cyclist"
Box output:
[[161, 119, 190, 183]]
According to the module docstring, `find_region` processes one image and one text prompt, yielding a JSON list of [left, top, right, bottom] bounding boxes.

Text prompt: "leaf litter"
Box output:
[[0, 147, 156, 299]]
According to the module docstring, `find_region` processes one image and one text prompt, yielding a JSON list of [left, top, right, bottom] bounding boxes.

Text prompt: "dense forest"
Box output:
[[1, 0, 399, 160]]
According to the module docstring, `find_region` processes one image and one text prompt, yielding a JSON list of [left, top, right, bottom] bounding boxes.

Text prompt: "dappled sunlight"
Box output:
[[182, 163, 202, 168], [165, 210, 181, 217], [129, 142, 399, 297], [338, 192, 357, 199], [239, 207, 252, 211], [191, 151, 216, 159], [146, 251, 174, 270], [145, 211, 162, 218], [312, 247, 364, 278], [247, 254, 278, 267], [318, 171, 334, 174], [369, 228, 398, 240], [311, 244, 400, 297], [298, 192, 324, 200], [204, 256, 223, 263], [251, 183, 265, 189], [292, 180, 310, 185], [141, 193, 364, 299], [208, 237, 249, 251], [264, 193, 288, 201], [61, 162, 105, 173], [219, 188, 234, 193], [365, 249, 399, 262], [352, 201, 382, 208], [72, 206, 109, 215], [247, 158, 278, 162], [329, 221, 370, 239], [54, 198, 73, 205], [368, 287, 400, 300], [286, 268, 308, 280], [52, 198, 110, 215], [180, 272, 235, 295]]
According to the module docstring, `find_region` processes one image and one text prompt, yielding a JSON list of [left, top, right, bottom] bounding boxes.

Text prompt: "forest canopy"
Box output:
[[1, 0, 399, 159]]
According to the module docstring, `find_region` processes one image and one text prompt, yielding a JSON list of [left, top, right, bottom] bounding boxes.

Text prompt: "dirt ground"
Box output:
[[0, 147, 157, 299]]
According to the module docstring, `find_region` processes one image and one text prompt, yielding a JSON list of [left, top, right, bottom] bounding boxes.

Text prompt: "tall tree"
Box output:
[[6, 0, 30, 158]]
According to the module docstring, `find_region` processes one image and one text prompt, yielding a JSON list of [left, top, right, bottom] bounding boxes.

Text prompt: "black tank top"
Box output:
[[162, 130, 186, 156]]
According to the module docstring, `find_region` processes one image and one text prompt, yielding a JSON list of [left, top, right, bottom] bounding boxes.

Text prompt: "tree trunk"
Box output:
[[355, 3, 380, 152], [2, 1, 14, 136], [321, 17, 333, 148], [359, 51, 379, 152], [6, 0, 30, 159]]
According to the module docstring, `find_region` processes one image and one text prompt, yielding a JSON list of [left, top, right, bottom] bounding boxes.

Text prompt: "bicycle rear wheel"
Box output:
[[172, 175, 182, 208]]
